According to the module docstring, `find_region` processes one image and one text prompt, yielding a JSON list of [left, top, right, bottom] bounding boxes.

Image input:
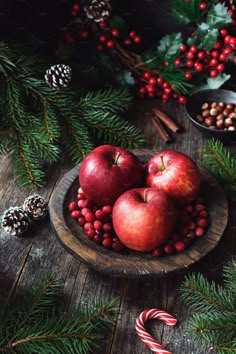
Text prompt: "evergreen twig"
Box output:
[[0, 41, 143, 189], [180, 260, 236, 353], [0, 274, 118, 354], [200, 138, 236, 198]]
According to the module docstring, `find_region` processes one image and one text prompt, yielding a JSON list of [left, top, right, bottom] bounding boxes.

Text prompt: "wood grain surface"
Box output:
[[49, 158, 228, 278], [1, 97, 235, 354]]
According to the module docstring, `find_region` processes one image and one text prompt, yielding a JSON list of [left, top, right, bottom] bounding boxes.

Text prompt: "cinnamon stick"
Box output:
[[152, 107, 181, 133], [151, 116, 172, 143]]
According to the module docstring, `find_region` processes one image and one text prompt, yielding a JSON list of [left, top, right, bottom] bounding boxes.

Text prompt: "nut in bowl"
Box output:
[[185, 89, 236, 143]]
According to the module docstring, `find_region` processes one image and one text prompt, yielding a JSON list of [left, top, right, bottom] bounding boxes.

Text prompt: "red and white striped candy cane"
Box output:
[[135, 308, 177, 354]]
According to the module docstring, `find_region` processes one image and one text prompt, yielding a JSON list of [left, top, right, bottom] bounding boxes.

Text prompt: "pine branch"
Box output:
[[79, 88, 132, 114], [180, 272, 235, 314], [180, 260, 236, 353], [0, 42, 143, 188], [81, 109, 144, 149], [200, 138, 236, 198], [223, 260, 236, 296], [0, 274, 118, 354]]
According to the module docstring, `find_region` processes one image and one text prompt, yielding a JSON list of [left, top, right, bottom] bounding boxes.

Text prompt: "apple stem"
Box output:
[[113, 152, 121, 165], [160, 154, 166, 171], [143, 188, 148, 203]]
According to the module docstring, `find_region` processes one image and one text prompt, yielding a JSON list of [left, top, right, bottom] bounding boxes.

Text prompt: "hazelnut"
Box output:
[[205, 117, 215, 126], [202, 109, 210, 117], [201, 102, 209, 110], [223, 109, 230, 116], [195, 114, 204, 123], [229, 112, 236, 119], [224, 117, 233, 127], [216, 113, 224, 121], [216, 119, 224, 129], [228, 126, 235, 131], [211, 102, 217, 108], [226, 103, 234, 110], [209, 108, 218, 116]]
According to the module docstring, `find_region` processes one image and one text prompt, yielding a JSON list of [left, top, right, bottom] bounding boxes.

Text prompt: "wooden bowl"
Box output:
[[185, 89, 236, 144], [49, 150, 228, 278]]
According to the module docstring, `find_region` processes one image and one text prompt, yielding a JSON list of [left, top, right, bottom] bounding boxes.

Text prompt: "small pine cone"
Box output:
[[23, 194, 48, 220], [1, 207, 29, 237], [45, 64, 72, 89], [85, 0, 112, 22]]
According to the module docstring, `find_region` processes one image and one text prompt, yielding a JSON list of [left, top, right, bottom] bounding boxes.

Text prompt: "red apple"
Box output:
[[112, 188, 177, 252], [145, 150, 201, 205], [79, 145, 144, 206]]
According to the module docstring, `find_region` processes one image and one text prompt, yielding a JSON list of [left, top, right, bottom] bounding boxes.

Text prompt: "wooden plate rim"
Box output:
[[49, 152, 229, 278]]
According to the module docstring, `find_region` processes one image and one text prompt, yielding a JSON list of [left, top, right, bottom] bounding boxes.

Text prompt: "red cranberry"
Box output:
[[93, 220, 103, 230], [112, 240, 124, 252], [85, 211, 95, 222], [95, 210, 106, 220], [94, 234, 103, 244], [77, 192, 86, 200], [153, 247, 164, 257], [103, 232, 112, 239], [174, 241, 186, 252], [199, 210, 208, 218], [195, 227, 205, 237], [164, 244, 175, 255], [103, 222, 112, 232], [86, 229, 96, 239], [68, 201, 78, 212], [81, 207, 90, 216], [194, 203, 205, 212], [102, 205, 112, 214], [84, 222, 94, 231], [71, 210, 81, 219], [78, 216, 85, 226], [102, 238, 113, 248], [197, 218, 209, 228]]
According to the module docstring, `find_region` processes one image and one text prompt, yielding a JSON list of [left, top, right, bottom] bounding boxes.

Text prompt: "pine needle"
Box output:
[[0, 274, 118, 354], [180, 260, 236, 353], [200, 138, 236, 198]]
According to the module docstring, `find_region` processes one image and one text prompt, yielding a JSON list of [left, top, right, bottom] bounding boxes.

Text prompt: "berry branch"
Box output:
[[62, 0, 236, 103]]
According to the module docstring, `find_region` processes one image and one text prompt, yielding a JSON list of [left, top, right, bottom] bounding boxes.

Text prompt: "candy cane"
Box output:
[[135, 308, 177, 354]]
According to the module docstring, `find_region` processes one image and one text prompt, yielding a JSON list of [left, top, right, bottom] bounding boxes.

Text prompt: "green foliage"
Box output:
[[0, 273, 118, 354], [157, 33, 182, 62], [180, 260, 236, 353], [172, 0, 204, 25], [0, 42, 143, 189], [200, 138, 236, 198]]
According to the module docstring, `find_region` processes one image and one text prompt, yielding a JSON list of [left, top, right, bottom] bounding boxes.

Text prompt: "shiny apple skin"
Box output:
[[79, 145, 144, 206], [112, 188, 177, 252], [145, 150, 201, 205]]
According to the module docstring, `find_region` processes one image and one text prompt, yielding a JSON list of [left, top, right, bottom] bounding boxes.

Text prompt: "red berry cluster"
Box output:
[[97, 21, 141, 51], [152, 196, 210, 257], [138, 71, 187, 104], [68, 187, 124, 252]]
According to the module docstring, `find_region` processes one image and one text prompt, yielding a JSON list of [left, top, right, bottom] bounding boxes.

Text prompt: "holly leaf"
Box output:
[[198, 23, 219, 50], [206, 3, 232, 29], [190, 73, 231, 94], [157, 33, 182, 61], [142, 48, 162, 69], [114, 70, 135, 86]]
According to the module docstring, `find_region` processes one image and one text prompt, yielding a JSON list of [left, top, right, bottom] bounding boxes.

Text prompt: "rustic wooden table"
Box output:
[[0, 98, 235, 354]]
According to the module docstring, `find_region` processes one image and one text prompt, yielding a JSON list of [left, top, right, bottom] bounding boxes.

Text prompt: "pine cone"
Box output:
[[1, 207, 29, 236], [85, 0, 112, 22], [23, 194, 48, 220], [45, 64, 72, 89]]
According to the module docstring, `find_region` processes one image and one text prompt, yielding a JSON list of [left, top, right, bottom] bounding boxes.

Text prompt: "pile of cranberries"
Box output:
[[152, 196, 210, 257], [68, 188, 210, 257], [68, 187, 124, 252]]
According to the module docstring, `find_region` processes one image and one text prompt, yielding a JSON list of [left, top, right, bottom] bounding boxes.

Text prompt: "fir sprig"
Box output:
[[0, 42, 143, 189], [200, 138, 236, 198], [0, 274, 118, 354], [180, 260, 236, 353]]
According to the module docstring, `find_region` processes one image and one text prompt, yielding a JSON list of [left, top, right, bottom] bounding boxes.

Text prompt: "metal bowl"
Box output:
[[185, 89, 236, 143]]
